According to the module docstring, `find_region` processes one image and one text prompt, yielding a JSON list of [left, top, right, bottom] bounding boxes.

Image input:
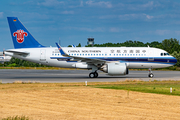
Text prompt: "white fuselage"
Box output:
[[5, 47, 177, 69]]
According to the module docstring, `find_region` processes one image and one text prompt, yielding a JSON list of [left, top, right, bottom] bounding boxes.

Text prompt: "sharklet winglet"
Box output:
[[55, 43, 68, 56]]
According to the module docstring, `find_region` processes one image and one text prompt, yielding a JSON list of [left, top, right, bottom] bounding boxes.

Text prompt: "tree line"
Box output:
[[0, 57, 46, 67], [1, 38, 180, 68]]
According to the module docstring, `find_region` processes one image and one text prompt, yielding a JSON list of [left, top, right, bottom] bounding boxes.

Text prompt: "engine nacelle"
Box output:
[[102, 63, 128, 75]]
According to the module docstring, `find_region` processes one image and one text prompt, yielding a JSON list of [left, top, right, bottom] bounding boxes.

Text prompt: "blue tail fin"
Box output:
[[7, 17, 45, 49]]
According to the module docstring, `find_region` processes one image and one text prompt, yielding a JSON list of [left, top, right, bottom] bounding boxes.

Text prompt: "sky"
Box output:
[[1, 0, 180, 50]]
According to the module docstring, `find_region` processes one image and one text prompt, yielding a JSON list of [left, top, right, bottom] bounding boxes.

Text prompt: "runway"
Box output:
[[0, 69, 180, 83]]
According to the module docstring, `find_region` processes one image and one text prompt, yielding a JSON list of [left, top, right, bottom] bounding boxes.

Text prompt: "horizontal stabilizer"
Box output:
[[5, 50, 29, 55]]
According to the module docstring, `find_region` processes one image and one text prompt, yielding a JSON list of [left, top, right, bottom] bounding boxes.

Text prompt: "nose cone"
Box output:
[[175, 57, 177, 64], [172, 56, 177, 64]]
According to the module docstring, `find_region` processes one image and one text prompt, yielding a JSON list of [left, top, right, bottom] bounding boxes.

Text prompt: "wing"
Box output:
[[55, 43, 106, 64]]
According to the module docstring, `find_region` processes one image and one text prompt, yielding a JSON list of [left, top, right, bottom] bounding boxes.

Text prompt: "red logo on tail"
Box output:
[[13, 29, 28, 43]]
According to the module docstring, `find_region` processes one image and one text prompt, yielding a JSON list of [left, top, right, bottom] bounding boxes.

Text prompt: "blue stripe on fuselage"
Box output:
[[50, 56, 177, 64]]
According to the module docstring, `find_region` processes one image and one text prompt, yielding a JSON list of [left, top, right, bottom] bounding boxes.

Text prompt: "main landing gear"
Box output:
[[89, 65, 99, 78], [148, 68, 154, 78], [89, 71, 98, 78]]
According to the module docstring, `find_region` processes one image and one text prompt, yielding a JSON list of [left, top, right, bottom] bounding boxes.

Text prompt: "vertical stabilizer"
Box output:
[[7, 17, 45, 48]]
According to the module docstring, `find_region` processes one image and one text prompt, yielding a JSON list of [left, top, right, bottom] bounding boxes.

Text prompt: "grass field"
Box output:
[[92, 80, 180, 96], [1, 81, 180, 120]]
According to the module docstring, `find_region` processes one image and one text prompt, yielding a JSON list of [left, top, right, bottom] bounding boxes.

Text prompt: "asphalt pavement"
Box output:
[[0, 69, 180, 83]]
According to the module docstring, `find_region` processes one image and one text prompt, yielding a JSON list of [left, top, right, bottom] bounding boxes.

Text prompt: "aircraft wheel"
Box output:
[[89, 72, 95, 78], [89, 72, 98, 78], [148, 73, 154, 78], [94, 72, 98, 78]]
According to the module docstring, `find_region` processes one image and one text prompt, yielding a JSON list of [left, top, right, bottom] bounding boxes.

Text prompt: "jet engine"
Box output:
[[101, 63, 129, 75]]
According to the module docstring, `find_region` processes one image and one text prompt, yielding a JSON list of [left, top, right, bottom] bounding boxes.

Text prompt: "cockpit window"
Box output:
[[161, 53, 170, 56]]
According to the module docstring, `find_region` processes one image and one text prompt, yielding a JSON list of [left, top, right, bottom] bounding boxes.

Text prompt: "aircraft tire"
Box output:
[[94, 72, 98, 78], [148, 73, 154, 78], [89, 72, 95, 78]]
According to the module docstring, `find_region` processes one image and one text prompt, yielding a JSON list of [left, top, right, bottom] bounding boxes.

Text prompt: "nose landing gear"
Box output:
[[148, 68, 154, 78]]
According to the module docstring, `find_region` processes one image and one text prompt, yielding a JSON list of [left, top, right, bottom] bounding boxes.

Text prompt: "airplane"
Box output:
[[5, 17, 177, 78], [0, 51, 11, 63], [0, 56, 11, 63]]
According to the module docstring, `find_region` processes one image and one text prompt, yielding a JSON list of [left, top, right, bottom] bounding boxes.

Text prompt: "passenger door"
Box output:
[[40, 49, 46, 61], [148, 49, 154, 61]]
